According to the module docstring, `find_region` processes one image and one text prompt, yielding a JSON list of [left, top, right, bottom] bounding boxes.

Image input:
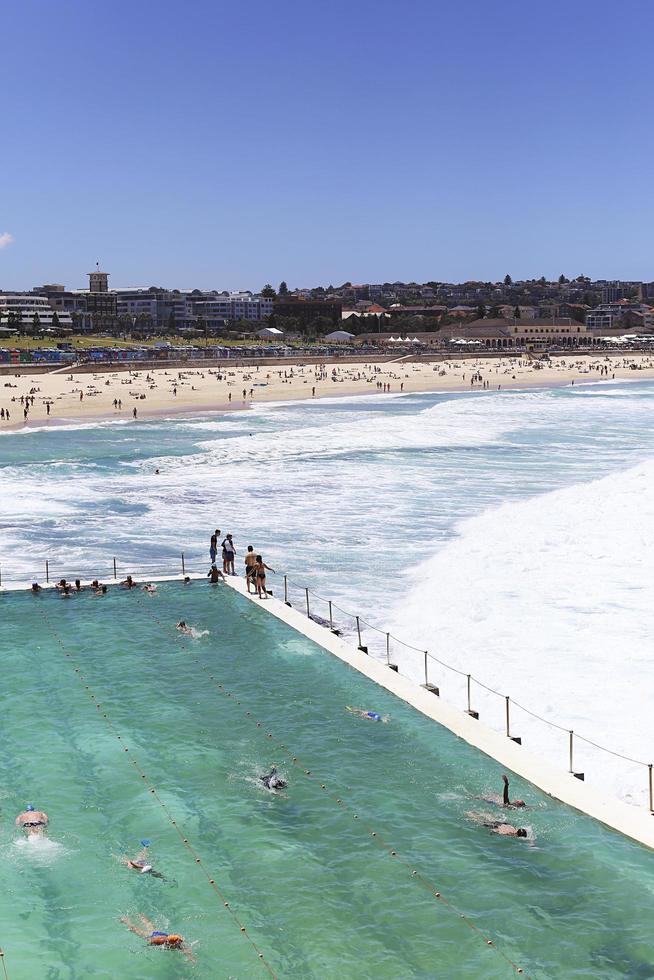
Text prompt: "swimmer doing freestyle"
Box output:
[[121, 914, 195, 962], [346, 706, 387, 722]]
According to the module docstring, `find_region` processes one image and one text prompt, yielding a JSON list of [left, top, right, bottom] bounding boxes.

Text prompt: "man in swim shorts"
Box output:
[[244, 545, 257, 593], [121, 915, 195, 961], [16, 804, 49, 836]]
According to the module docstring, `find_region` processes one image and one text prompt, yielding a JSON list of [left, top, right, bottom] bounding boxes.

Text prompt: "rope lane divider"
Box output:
[[36, 605, 277, 979], [135, 593, 529, 977]]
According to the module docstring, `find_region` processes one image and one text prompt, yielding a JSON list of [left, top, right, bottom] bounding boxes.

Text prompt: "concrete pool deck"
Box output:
[[5, 570, 654, 852]]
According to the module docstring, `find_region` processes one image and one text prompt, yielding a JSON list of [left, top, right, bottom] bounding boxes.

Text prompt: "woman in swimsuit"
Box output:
[[254, 555, 275, 599]]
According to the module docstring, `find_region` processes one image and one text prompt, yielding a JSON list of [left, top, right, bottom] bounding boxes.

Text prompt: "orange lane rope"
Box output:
[[137, 593, 529, 977], [36, 606, 277, 979]]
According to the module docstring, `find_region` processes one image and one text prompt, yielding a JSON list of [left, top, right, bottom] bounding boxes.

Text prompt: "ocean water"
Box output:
[[2, 380, 654, 806], [3, 582, 654, 979]]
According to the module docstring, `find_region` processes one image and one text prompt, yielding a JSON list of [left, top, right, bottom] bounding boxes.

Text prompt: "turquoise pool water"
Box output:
[[2, 582, 654, 978]]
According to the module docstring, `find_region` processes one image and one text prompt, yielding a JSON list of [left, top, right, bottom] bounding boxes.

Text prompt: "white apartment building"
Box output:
[[0, 294, 73, 330]]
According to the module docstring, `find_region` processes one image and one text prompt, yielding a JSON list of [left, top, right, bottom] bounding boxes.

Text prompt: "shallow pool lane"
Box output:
[[1, 583, 654, 979]]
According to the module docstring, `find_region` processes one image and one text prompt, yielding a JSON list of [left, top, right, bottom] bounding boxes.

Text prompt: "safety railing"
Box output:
[[279, 572, 654, 813], [1, 554, 652, 812]]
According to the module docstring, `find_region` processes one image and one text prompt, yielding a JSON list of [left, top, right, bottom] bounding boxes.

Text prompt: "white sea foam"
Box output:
[[388, 459, 654, 805], [3, 383, 654, 809]]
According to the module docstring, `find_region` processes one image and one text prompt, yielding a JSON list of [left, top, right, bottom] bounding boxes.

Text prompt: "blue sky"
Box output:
[[2, 0, 652, 290]]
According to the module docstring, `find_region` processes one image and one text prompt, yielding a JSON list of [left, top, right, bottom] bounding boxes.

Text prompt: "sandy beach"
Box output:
[[2, 352, 654, 430]]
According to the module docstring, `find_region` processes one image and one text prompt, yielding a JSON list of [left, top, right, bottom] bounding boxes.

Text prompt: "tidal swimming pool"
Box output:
[[1, 582, 653, 979]]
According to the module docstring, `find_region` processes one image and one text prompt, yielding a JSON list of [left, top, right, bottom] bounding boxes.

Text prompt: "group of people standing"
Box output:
[[208, 530, 275, 598]]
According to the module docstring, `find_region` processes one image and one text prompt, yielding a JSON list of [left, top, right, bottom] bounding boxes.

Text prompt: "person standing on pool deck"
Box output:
[[244, 545, 257, 592], [209, 532, 217, 564], [254, 554, 275, 598], [222, 533, 236, 575], [16, 805, 49, 836]]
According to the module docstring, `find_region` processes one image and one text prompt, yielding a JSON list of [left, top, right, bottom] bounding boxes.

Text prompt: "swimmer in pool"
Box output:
[[142, 583, 157, 594], [260, 766, 287, 790], [502, 774, 526, 809], [176, 621, 193, 635], [16, 804, 49, 836], [346, 706, 388, 722], [120, 915, 195, 962], [120, 840, 164, 878], [466, 811, 530, 839]]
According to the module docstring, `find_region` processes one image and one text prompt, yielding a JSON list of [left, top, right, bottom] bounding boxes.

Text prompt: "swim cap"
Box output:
[[140, 839, 151, 847], [26, 804, 34, 812]]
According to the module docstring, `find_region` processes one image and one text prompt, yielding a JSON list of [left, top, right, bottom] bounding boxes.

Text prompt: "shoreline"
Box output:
[[1, 352, 654, 433]]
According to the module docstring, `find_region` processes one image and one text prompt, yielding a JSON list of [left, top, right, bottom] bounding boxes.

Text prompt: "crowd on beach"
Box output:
[[2, 353, 654, 428]]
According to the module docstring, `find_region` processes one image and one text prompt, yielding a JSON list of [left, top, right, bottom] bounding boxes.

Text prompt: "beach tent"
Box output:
[[324, 330, 355, 342]]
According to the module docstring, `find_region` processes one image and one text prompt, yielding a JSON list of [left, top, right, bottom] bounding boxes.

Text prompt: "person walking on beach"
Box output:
[[244, 545, 257, 592], [253, 554, 275, 598], [222, 533, 236, 575], [133, 407, 137, 419]]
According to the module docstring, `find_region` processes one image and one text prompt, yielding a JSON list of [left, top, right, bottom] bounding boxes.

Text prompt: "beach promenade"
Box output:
[[2, 351, 654, 429]]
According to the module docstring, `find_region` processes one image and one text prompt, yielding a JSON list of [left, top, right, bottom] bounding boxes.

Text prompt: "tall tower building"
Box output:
[[88, 263, 109, 293]]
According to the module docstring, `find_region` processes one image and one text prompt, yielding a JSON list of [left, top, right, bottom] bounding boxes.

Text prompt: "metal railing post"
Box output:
[[45, 559, 49, 584], [181, 552, 186, 575], [305, 588, 310, 617], [355, 616, 367, 653], [505, 696, 521, 744], [328, 600, 333, 630], [284, 575, 291, 606], [420, 651, 439, 695], [649, 764, 653, 814], [465, 674, 478, 719], [113, 557, 117, 579], [385, 632, 398, 672], [568, 731, 584, 779]]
